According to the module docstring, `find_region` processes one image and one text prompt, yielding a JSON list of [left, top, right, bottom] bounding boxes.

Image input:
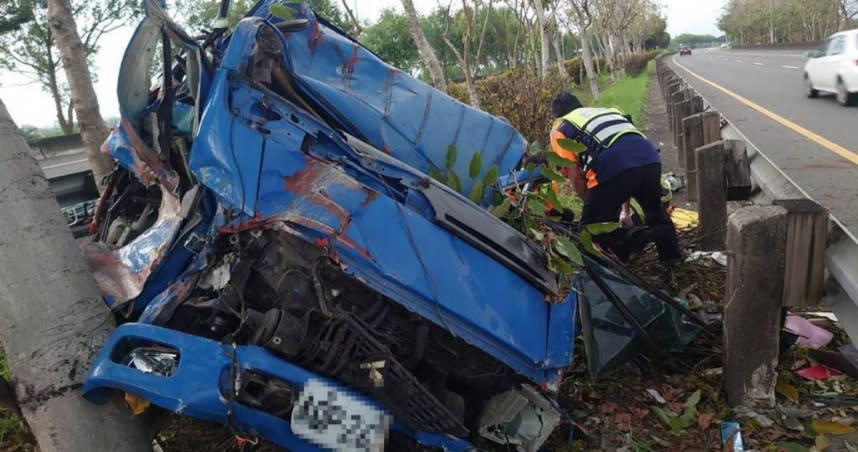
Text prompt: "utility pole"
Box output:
[[0, 98, 150, 451]]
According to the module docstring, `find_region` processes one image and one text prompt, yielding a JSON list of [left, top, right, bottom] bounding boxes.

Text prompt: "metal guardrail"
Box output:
[[655, 54, 858, 341]]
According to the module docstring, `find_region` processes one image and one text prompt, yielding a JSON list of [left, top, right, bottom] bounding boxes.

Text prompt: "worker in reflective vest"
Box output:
[[549, 91, 681, 262]]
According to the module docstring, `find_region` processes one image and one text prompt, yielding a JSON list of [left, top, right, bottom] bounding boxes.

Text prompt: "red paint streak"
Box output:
[[309, 16, 322, 50], [343, 45, 359, 74], [120, 118, 179, 193], [218, 214, 272, 234], [313, 238, 329, 247], [382, 144, 392, 154], [360, 188, 379, 208], [283, 159, 352, 232], [286, 215, 371, 261]]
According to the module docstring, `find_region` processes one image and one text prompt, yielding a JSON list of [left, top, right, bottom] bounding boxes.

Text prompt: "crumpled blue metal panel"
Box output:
[[251, 2, 526, 195], [83, 323, 472, 452], [185, 18, 576, 383]]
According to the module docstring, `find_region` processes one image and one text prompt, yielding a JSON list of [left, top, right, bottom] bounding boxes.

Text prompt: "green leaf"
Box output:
[[546, 151, 575, 168], [427, 167, 447, 184], [446, 144, 458, 170], [585, 222, 620, 236], [526, 197, 546, 215], [448, 171, 462, 193], [776, 441, 810, 452], [544, 189, 562, 211], [580, 230, 602, 256], [651, 406, 674, 429], [482, 165, 499, 186], [469, 153, 482, 179], [491, 197, 512, 218], [684, 389, 701, 409], [268, 3, 294, 19], [556, 138, 585, 154], [555, 237, 583, 266], [541, 167, 567, 183], [629, 198, 645, 223], [549, 253, 575, 274], [529, 228, 544, 241], [468, 181, 484, 203]]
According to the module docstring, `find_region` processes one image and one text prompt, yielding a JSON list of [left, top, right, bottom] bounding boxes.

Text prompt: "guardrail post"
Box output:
[[773, 199, 828, 308], [687, 111, 721, 203], [677, 95, 704, 169], [724, 205, 787, 408], [670, 88, 692, 141], [696, 140, 727, 250]]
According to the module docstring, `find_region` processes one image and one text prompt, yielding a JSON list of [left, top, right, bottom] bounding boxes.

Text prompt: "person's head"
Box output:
[[551, 92, 583, 118]]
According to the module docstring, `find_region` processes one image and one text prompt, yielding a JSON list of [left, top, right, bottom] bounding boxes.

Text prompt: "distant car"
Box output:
[[679, 46, 692, 56], [720, 43, 730, 49], [804, 29, 858, 106]]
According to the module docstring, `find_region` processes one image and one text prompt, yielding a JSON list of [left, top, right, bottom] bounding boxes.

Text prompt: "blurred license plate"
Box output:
[[291, 379, 391, 452]]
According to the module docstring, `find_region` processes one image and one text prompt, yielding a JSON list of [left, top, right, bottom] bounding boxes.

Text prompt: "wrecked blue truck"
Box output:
[[80, 1, 700, 450], [81, 1, 571, 450]]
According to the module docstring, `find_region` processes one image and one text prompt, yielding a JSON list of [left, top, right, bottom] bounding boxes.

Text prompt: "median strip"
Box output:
[[672, 55, 858, 166]]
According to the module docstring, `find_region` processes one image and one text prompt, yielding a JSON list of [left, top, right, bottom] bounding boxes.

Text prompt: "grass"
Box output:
[[595, 63, 653, 124]]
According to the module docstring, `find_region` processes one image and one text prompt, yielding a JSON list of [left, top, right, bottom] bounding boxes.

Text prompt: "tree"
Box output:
[[401, 0, 448, 92], [46, 0, 114, 192], [568, 0, 599, 101], [0, 0, 137, 136], [442, 0, 493, 107], [178, 0, 346, 32], [531, 0, 550, 78], [362, 9, 420, 71], [0, 0, 33, 34]]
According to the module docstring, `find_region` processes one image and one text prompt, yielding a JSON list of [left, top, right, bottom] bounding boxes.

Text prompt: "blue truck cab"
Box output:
[[82, 1, 577, 450]]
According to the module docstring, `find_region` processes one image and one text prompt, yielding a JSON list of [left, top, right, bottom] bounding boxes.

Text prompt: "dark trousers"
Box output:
[[580, 163, 682, 261]]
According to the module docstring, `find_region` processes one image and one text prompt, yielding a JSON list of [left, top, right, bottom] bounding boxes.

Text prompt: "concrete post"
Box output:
[[724, 205, 787, 408], [696, 141, 727, 250], [773, 199, 829, 308], [0, 99, 150, 451], [687, 111, 722, 203], [682, 114, 704, 188], [674, 95, 701, 169]]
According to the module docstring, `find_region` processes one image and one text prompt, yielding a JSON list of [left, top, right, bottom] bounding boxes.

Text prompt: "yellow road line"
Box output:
[[671, 55, 858, 166]]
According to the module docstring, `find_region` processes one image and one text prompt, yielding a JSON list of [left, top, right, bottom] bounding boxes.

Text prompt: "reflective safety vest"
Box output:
[[560, 107, 645, 149]]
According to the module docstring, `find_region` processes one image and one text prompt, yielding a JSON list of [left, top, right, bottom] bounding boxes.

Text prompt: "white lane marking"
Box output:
[[782, 65, 800, 69], [42, 158, 89, 170], [753, 62, 764, 66]]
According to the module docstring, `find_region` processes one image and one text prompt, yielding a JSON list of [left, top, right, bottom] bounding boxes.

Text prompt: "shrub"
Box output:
[[623, 51, 659, 76]]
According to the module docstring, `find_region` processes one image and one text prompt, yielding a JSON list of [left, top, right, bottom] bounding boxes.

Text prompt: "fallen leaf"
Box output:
[[615, 412, 631, 431], [845, 441, 858, 452], [777, 441, 810, 452], [635, 408, 650, 419], [698, 412, 714, 430], [601, 401, 619, 414], [815, 433, 830, 450], [124, 392, 150, 416], [777, 382, 800, 403], [812, 419, 856, 435]]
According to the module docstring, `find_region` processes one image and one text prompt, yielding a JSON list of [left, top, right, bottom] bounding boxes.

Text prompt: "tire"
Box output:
[[836, 78, 857, 106], [805, 75, 818, 98]]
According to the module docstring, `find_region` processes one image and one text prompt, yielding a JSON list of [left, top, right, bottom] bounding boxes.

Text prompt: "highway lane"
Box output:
[[666, 48, 858, 236]]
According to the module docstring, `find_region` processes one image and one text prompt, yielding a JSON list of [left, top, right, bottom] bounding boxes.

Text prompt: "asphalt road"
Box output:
[[666, 48, 858, 236]]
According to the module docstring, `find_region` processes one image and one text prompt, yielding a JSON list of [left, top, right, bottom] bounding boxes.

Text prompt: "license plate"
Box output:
[[291, 379, 391, 452]]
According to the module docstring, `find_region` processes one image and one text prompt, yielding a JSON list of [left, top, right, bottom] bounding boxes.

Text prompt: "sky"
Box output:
[[0, 0, 726, 128]]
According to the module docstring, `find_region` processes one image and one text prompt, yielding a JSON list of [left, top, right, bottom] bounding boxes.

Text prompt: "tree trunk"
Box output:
[[532, 0, 550, 79], [401, 0, 447, 93], [0, 98, 151, 452], [579, 29, 600, 101], [550, 19, 567, 77], [47, 0, 115, 193]]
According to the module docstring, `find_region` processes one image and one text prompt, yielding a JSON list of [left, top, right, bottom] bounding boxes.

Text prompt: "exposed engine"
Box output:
[[151, 229, 560, 448]]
